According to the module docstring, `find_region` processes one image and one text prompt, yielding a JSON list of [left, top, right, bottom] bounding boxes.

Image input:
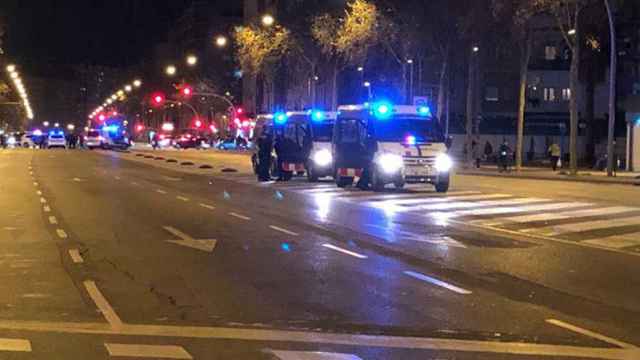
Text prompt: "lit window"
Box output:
[[485, 87, 499, 102], [544, 88, 556, 101], [561, 88, 571, 101], [545, 46, 557, 60]]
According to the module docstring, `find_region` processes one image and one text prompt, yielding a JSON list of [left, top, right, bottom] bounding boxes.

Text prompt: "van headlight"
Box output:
[[377, 153, 404, 174], [312, 149, 333, 167], [435, 153, 453, 172]]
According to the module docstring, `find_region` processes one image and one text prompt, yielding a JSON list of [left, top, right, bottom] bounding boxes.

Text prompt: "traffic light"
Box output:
[[135, 124, 144, 133], [98, 113, 106, 122], [151, 92, 165, 107], [182, 86, 193, 97], [194, 119, 203, 128]]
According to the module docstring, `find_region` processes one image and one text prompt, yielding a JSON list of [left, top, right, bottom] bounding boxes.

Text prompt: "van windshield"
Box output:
[[372, 116, 444, 143]]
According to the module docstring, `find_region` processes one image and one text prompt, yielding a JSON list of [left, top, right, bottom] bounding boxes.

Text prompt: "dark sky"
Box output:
[[1, 0, 192, 68]]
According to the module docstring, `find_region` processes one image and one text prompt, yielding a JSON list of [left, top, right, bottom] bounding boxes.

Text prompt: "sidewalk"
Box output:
[[457, 165, 640, 185]]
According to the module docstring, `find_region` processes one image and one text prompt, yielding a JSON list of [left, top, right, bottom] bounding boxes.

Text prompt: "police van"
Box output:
[[332, 102, 452, 192]]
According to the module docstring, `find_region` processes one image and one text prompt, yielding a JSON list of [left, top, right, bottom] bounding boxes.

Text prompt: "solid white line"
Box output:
[[83, 280, 123, 330], [105, 343, 192, 359], [0, 338, 31, 352], [486, 206, 636, 226], [404, 270, 472, 295], [176, 196, 190, 202], [269, 225, 299, 236], [40, 197, 47, 204], [199, 203, 215, 210], [155, 189, 167, 195], [56, 229, 68, 239], [546, 319, 637, 349], [43, 205, 51, 213], [322, 244, 368, 259], [48, 216, 58, 225], [269, 350, 361, 360], [68, 249, 84, 263], [229, 212, 251, 221], [453, 202, 589, 217]]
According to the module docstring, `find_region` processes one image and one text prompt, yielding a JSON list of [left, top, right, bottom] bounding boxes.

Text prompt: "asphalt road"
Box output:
[[0, 147, 639, 359]]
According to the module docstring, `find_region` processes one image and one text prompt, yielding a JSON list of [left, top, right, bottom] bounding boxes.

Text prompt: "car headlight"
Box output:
[[312, 149, 333, 167], [376, 153, 403, 174], [7, 136, 16, 145], [435, 153, 453, 172]]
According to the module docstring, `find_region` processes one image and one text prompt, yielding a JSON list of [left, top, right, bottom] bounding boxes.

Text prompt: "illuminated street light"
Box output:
[[10, 72, 18, 79], [165, 65, 177, 76], [67, 124, 75, 131], [133, 79, 142, 87], [262, 14, 275, 26], [107, 99, 113, 104], [472, 46, 480, 52], [357, 66, 364, 72], [54, 122, 60, 127], [215, 35, 228, 48], [568, 28, 576, 35], [407, 59, 414, 64], [124, 85, 133, 92], [363, 81, 371, 87], [117, 90, 124, 97], [6, 64, 15, 72], [186, 55, 198, 66], [43, 121, 50, 127], [111, 94, 117, 100]]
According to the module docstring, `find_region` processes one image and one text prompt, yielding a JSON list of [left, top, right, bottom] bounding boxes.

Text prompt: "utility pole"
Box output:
[[604, 0, 617, 176]]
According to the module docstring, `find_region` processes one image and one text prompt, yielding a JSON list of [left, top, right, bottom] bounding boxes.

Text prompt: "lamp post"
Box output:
[[363, 81, 372, 100], [262, 14, 275, 27], [407, 59, 414, 103]]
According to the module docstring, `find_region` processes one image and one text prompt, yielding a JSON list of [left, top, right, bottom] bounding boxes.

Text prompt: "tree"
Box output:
[[535, 0, 590, 175], [234, 24, 292, 111], [492, 0, 540, 171], [311, 0, 379, 110]]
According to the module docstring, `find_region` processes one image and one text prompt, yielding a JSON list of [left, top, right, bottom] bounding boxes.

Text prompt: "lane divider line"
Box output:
[[43, 205, 51, 213], [36, 190, 42, 195], [322, 244, 368, 259], [104, 343, 192, 359], [83, 280, 123, 330], [176, 196, 190, 202], [68, 249, 84, 264], [114, 176, 121, 180], [229, 212, 251, 221], [0, 338, 32, 352], [155, 189, 167, 195], [131, 182, 140, 186], [199, 203, 215, 210], [56, 229, 68, 239], [40, 197, 47, 204], [404, 270, 472, 295], [48, 216, 58, 225], [546, 319, 637, 349], [33, 182, 38, 186], [269, 225, 299, 236]]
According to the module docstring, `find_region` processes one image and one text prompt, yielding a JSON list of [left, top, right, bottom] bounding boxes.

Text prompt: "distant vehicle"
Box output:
[[47, 130, 67, 149], [174, 130, 208, 149], [84, 129, 103, 149], [100, 124, 131, 150], [333, 102, 452, 192], [20, 133, 36, 148], [216, 137, 239, 150]]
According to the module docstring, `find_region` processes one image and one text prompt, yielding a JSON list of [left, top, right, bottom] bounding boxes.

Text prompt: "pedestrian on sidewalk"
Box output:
[[484, 141, 493, 164], [548, 142, 561, 171], [471, 140, 481, 169]]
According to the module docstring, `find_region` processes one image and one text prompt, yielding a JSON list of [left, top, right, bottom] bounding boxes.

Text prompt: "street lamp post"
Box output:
[[262, 14, 275, 27], [186, 55, 198, 67], [407, 59, 414, 103], [363, 81, 372, 100], [165, 65, 177, 77], [215, 36, 228, 48]]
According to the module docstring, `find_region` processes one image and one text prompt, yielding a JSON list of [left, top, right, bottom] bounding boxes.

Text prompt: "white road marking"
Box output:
[[546, 319, 637, 349], [0, 338, 31, 352], [155, 189, 167, 195], [163, 226, 217, 253], [43, 205, 51, 213], [176, 196, 190, 202], [72, 177, 84, 182], [582, 233, 640, 249], [114, 176, 121, 180], [48, 216, 58, 225], [83, 280, 123, 330], [269, 225, 299, 236], [409, 197, 548, 213], [199, 203, 215, 210], [68, 249, 84, 263], [404, 270, 472, 295], [56, 229, 68, 238], [40, 197, 47, 204], [36, 190, 42, 195], [453, 202, 589, 217], [486, 206, 637, 226], [269, 350, 361, 360], [33, 182, 38, 186], [322, 244, 368, 259], [549, 216, 640, 236], [105, 343, 192, 359], [377, 193, 510, 206], [131, 182, 140, 186], [229, 212, 251, 221], [0, 321, 633, 359]]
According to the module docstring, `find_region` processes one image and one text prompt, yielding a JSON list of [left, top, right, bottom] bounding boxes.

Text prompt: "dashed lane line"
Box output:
[[155, 189, 168, 195], [176, 196, 190, 202], [40, 197, 47, 204], [546, 319, 637, 349], [404, 270, 472, 295], [68, 249, 84, 264], [43, 205, 51, 213], [322, 244, 368, 259], [269, 225, 299, 236], [268, 350, 361, 360], [199, 203, 215, 210], [105, 343, 192, 359], [48, 216, 58, 225], [36, 190, 42, 195], [56, 229, 68, 239], [229, 212, 251, 221], [83, 280, 123, 330]]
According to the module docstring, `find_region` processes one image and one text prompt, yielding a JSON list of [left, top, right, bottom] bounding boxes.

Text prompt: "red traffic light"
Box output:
[[151, 92, 165, 106], [135, 124, 144, 132], [236, 107, 244, 115], [182, 86, 193, 97], [98, 114, 106, 122], [194, 119, 203, 128]]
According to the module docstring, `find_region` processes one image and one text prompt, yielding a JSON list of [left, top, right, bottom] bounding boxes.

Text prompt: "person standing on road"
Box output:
[[548, 142, 561, 171], [256, 131, 273, 181], [471, 140, 481, 169], [484, 141, 493, 164], [498, 140, 511, 173]]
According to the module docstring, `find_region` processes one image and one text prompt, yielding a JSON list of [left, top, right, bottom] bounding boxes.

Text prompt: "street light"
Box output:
[[67, 124, 75, 131], [568, 28, 576, 35], [54, 122, 60, 127], [262, 14, 275, 26], [43, 121, 50, 127], [186, 55, 198, 66], [165, 65, 177, 76], [215, 35, 228, 48], [124, 85, 133, 92], [472, 46, 480, 53], [357, 66, 364, 72], [133, 79, 142, 87]]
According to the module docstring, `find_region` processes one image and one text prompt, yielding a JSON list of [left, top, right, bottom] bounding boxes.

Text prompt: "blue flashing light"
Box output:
[[636, 116, 640, 126], [274, 112, 288, 125], [406, 135, 417, 145], [310, 110, 325, 122], [281, 243, 291, 252], [102, 125, 119, 133], [418, 106, 432, 117], [372, 101, 393, 120]]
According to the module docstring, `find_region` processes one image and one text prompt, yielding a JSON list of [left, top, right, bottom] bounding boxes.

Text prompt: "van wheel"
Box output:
[[307, 164, 319, 182], [371, 169, 385, 192], [435, 181, 449, 193]]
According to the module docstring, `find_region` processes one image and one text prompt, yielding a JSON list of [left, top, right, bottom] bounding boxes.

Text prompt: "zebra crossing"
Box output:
[[226, 175, 640, 253]]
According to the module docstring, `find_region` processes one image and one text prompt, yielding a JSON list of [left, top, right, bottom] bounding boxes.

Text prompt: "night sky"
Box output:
[[1, 0, 192, 68]]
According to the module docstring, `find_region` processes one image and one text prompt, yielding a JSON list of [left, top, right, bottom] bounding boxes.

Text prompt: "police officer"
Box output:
[[498, 140, 511, 173], [256, 130, 273, 181]]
